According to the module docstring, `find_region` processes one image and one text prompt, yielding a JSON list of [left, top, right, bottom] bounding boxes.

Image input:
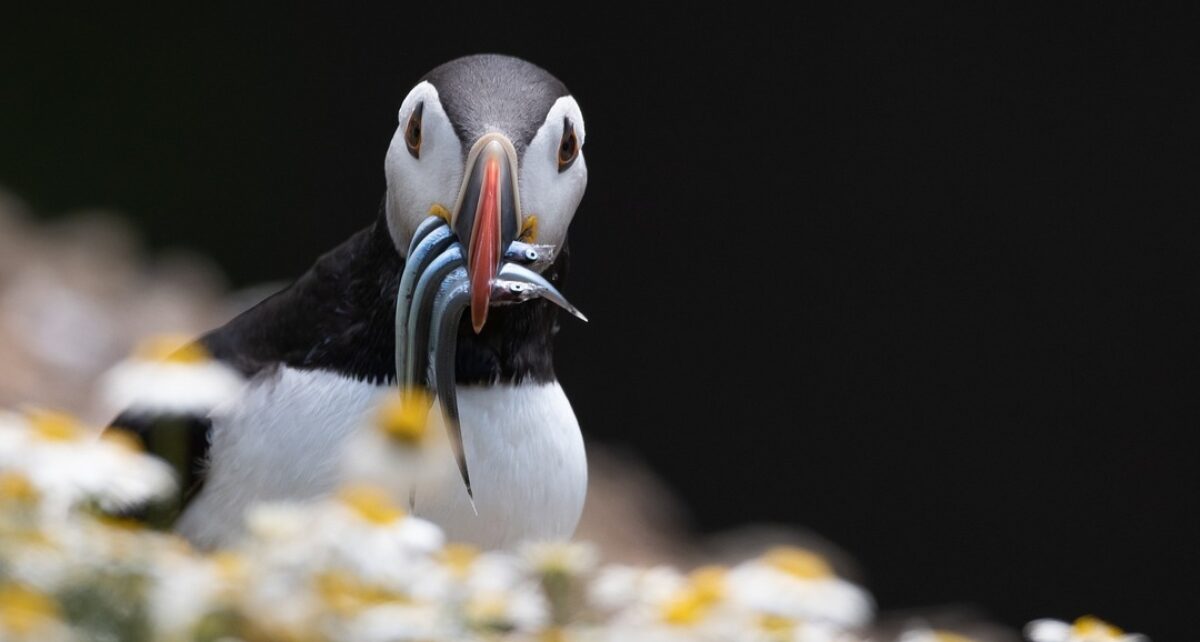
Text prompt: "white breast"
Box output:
[[176, 367, 587, 550], [413, 382, 587, 549]]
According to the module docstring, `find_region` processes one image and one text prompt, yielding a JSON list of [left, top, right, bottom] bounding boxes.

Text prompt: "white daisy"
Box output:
[[147, 548, 242, 638], [897, 624, 980, 642], [251, 486, 448, 599], [440, 549, 551, 634], [521, 540, 601, 577], [341, 387, 448, 497], [593, 566, 738, 642], [732, 617, 867, 642], [326, 602, 450, 642], [1025, 616, 1148, 642], [97, 334, 244, 417], [1, 409, 175, 516], [725, 547, 874, 629], [588, 565, 686, 615], [0, 582, 75, 642]]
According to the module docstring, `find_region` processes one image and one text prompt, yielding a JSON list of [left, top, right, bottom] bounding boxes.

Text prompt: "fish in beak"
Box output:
[[393, 134, 585, 498]]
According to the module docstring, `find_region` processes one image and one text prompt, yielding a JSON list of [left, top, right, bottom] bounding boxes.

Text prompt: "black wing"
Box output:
[[106, 410, 213, 526], [103, 217, 403, 525]]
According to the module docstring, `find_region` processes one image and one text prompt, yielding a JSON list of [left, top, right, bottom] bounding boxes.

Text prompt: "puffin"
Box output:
[[108, 54, 591, 550]]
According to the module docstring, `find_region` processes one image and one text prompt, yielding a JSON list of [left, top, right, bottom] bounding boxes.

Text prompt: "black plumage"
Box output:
[[109, 204, 568, 520], [201, 205, 566, 385]]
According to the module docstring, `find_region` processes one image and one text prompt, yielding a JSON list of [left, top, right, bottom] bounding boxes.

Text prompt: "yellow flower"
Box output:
[[440, 543, 481, 576], [0, 584, 60, 636], [25, 408, 83, 442], [466, 593, 510, 623], [100, 428, 144, 453], [0, 472, 39, 504], [1026, 616, 1141, 642], [133, 334, 211, 364], [660, 590, 708, 626], [213, 551, 247, 583], [1073, 616, 1124, 637], [375, 389, 432, 446], [338, 484, 405, 525], [660, 566, 727, 626], [521, 541, 599, 576], [688, 566, 727, 603], [759, 613, 794, 635], [763, 547, 834, 580], [315, 571, 405, 615], [95, 514, 146, 531], [899, 628, 979, 642], [933, 632, 977, 642]]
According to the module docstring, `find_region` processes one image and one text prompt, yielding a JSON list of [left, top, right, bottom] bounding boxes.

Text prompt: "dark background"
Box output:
[[3, 5, 1194, 639]]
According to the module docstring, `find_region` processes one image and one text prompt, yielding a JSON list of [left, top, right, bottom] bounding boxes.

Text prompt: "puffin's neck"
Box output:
[[452, 243, 567, 386]]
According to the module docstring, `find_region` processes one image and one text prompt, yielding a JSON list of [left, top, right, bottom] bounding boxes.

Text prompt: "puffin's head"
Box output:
[[385, 54, 586, 329]]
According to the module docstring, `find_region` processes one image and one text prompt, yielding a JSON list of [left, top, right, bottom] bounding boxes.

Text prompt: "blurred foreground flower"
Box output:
[[726, 546, 874, 628], [98, 334, 243, 418], [342, 387, 448, 500], [0, 409, 174, 517], [897, 624, 980, 642], [0, 405, 883, 641], [1025, 616, 1148, 642], [0, 404, 1153, 641]]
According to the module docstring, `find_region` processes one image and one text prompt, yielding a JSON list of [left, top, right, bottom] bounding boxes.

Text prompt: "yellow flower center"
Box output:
[[134, 334, 211, 364], [338, 485, 405, 525], [213, 551, 246, 582], [933, 632, 977, 642], [760, 614, 794, 634], [96, 514, 145, 531], [763, 547, 834, 580], [440, 543, 480, 575], [26, 409, 83, 442], [375, 389, 432, 446], [1073, 615, 1124, 638], [0, 584, 60, 635], [100, 428, 144, 453], [661, 567, 727, 627], [0, 472, 39, 504], [316, 572, 404, 615], [689, 566, 727, 603], [661, 590, 710, 626], [466, 593, 510, 625]]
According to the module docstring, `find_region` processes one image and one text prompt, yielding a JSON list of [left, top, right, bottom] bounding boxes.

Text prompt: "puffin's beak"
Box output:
[[453, 135, 519, 334]]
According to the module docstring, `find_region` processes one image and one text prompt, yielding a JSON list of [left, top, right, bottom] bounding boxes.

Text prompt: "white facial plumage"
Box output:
[[384, 83, 587, 256], [518, 95, 588, 250], [385, 81, 464, 253]]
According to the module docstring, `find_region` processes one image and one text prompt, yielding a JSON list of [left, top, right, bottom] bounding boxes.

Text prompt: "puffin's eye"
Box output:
[[557, 117, 579, 172], [405, 102, 424, 159]]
